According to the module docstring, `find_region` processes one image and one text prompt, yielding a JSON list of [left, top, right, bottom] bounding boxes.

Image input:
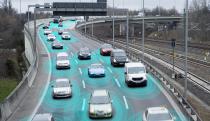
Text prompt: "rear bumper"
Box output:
[[89, 112, 112, 119], [53, 93, 72, 98], [56, 65, 70, 69], [78, 55, 91, 60], [126, 80, 147, 87]]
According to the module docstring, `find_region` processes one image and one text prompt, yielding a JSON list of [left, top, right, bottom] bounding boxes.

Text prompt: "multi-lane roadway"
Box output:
[[26, 20, 189, 121]]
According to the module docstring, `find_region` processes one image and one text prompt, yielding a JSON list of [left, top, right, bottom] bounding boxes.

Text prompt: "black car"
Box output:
[[53, 16, 59, 23], [110, 49, 129, 67], [58, 29, 63, 35], [42, 24, 49, 29], [78, 47, 91, 60]]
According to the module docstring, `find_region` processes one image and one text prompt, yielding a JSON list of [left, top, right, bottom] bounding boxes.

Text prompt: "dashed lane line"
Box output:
[[115, 78, 121, 88], [123, 96, 129, 110]]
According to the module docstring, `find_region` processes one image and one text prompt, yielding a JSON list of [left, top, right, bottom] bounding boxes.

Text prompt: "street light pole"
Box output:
[[126, 11, 129, 53], [28, 6, 30, 30], [112, 0, 115, 47], [91, 18, 94, 36], [85, 16, 87, 35], [184, 0, 189, 99], [142, 0, 145, 61], [34, 8, 37, 53]]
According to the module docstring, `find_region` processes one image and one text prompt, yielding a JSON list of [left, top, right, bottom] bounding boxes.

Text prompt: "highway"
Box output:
[[15, 20, 190, 121]]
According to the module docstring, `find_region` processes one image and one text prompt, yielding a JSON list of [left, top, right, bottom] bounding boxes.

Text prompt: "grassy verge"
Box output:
[[0, 79, 18, 102]]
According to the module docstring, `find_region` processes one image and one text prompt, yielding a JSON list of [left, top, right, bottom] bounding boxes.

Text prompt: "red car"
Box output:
[[100, 44, 113, 56]]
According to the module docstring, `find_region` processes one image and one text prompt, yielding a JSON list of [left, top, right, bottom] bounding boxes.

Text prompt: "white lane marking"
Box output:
[[82, 80, 86, 89], [82, 98, 86, 111], [100, 58, 104, 63], [115, 78, 121, 87], [71, 52, 74, 57], [75, 60, 78, 64], [108, 67, 113, 73], [123, 96, 129, 110], [79, 68, 82, 75], [29, 26, 52, 121]]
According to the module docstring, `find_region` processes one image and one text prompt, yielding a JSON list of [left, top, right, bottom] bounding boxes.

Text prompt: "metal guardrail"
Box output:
[[0, 24, 38, 121], [76, 22, 203, 121]]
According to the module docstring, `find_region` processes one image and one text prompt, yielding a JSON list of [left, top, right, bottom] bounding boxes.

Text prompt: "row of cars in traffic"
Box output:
[[32, 19, 175, 121]]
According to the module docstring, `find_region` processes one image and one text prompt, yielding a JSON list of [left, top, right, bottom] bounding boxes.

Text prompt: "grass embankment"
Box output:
[[0, 79, 18, 102]]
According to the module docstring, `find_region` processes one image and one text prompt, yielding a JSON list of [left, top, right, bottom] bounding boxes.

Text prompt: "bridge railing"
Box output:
[[76, 20, 203, 121]]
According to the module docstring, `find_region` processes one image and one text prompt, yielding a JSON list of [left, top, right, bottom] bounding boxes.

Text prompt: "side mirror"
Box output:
[[124, 71, 127, 74], [51, 85, 54, 88], [70, 84, 72, 87]]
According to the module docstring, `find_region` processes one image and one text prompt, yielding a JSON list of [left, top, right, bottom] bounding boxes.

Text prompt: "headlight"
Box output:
[[113, 59, 116, 62], [126, 58, 129, 62]]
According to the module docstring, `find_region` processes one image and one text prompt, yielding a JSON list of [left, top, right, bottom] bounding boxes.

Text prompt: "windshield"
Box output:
[[80, 49, 90, 54], [90, 96, 110, 104], [114, 52, 126, 57], [102, 44, 112, 49], [55, 81, 69, 88], [91, 64, 103, 69], [128, 67, 145, 74], [57, 56, 68, 60], [148, 113, 172, 121]]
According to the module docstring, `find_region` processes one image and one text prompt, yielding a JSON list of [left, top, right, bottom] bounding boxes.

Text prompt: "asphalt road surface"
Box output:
[[21, 20, 189, 121]]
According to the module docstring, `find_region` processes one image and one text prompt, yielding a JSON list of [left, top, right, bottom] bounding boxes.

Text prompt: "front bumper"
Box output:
[[78, 55, 91, 60], [53, 93, 72, 98], [62, 37, 71, 40], [112, 61, 126, 66], [52, 46, 63, 49], [56, 65, 70, 69], [89, 111, 112, 119], [88, 73, 105, 78]]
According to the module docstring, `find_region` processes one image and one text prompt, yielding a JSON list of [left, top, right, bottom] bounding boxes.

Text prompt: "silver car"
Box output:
[[47, 34, 56, 41], [52, 78, 72, 98], [61, 32, 71, 40], [89, 90, 113, 119], [32, 113, 55, 121], [143, 107, 175, 121], [56, 52, 70, 69], [52, 41, 63, 49], [44, 29, 52, 35], [88, 64, 105, 77]]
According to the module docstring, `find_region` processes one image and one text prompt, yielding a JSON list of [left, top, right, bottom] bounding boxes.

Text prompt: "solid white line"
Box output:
[[82, 98, 86, 111], [75, 60, 78, 64], [29, 25, 52, 121], [82, 80, 86, 89], [123, 96, 129, 110], [115, 79, 121, 87], [108, 67, 113, 73], [79, 68, 82, 75]]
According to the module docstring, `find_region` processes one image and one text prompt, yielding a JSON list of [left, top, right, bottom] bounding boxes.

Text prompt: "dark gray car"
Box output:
[[110, 49, 128, 67]]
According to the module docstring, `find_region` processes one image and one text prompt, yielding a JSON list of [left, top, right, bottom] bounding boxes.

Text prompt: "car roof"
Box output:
[[32, 113, 52, 121], [91, 63, 103, 66], [92, 90, 108, 97], [112, 49, 125, 53], [147, 107, 169, 114], [80, 47, 89, 51], [57, 52, 68, 57], [56, 78, 69, 83], [125, 62, 145, 68]]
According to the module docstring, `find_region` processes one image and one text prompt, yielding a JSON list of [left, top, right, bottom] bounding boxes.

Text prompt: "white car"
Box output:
[[143, 107, 175, 121], [89, 90, 113, 119], [125, 62, 147, 87], [61, 32, 71, 40], [32, 113, 54, 121], [52, 78, 72, 98], [56, 52, 70, 69], [52, 41, 63, 49], [44, 29, 52, 35], [47, 34, 56, 41]]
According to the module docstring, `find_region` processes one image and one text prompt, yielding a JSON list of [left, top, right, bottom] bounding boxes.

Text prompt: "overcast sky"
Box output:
[[8, 0, 194, 13]]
